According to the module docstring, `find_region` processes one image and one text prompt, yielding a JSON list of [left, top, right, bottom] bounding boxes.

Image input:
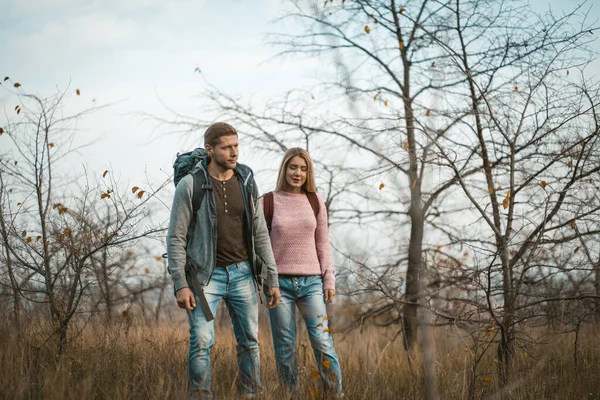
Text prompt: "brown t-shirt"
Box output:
[[213, 174, 248, 267]]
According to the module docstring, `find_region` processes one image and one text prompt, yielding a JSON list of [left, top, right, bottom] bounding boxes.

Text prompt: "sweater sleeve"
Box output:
[[166, 175, 193, 293], [314, 193, 335, 291]]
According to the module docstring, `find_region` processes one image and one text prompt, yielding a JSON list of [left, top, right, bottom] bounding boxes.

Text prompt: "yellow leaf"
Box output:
[[322, 360, 331, 369], [570, 219, 576, 229], [488, 187, 494, 194], [540, 180, 547, 189], [14, 105, 19, 111], [21, 231, 27, 237], [0, 127, 4, 135], [16, 108, 21, 115], [100, 193, 110, 199], [53, 203, 62, 209], [399, 41, 404, 50], [76, 88, 81, 95], [85, 233, 89, 239], [404, 140, 409, 149], [323, 328, 333, 334], [13, 82, 21, 88], [131, 186, 139, 193], [483, 376, 493, 383], [26, 237, 32, 243], [311, 371, 319, 378], [383, 100, 388, 107], [505, 189, 511, 198], [364, 25, 371, 34], [493, 359, 499, 364], [379, 183, 385, 190], [316, 322, 323, 328], [502, 197, 509, 209], [73, 248, 79, 254], [373, 91, 381, 101], [59, 207, 68, 215], [399, 7, 405, 13], [155, 256, 162, 262], [48, 143, 55, 148], [3, 77, 8, 81], [63, 228, 71, 235], [580, 140, 585, 147], [36, 236, 41, 241], [574, 247, 580, 253], [102, 170, 108, 178], [463, 347, 468, 351], [425, 109, 431, 116], [44, 240, 50, 246], [567, 160, 572, 168], [137, 190, 145, 199], [431, 61, 436, 68], [17, 202, 22, 206], [309, 389, 320, 398]]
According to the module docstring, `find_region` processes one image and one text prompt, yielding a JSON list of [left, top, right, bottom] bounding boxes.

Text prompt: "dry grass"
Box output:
[[2, 312, 600, 400]]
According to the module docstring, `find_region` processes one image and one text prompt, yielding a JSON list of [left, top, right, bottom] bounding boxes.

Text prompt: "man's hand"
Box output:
[[324, 289, 336, 304], [176, 287, 196, 311], [267, 287, 281, 309]]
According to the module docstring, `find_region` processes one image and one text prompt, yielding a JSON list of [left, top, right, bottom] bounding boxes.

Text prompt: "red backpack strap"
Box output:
[[263, 191, 274, 234], [306, 192, 320, 219]]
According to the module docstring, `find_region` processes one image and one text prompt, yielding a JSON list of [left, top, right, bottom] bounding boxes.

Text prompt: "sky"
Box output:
[[1, 0, 599, 212]]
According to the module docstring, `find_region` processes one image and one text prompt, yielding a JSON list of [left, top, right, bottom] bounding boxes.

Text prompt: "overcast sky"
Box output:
[[1, 0, 599, 197]]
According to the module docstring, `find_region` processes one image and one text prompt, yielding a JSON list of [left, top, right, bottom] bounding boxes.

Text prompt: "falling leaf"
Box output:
[[36, 236, 41, 241], [137, 190, 145, 199], [44, 240, 50, 246], [379, 183, 385, 190], [493, 359, 499, 364], [131, 186, 139, 193], [383, 100, 388, 107], [373, 91, 381, 101], [104, 234, 109, 242], [574, 247, 580, 253], [566, 70, 569, 76], [155, 256, 162, 262], [113, 231, 118, 236], [13, 82, 21, 88], [63, 228, 71, 235], [73, 248, 79, 254], [76, 88, 81, 95], [16, 108, 21, 115], [425, 109, 431, 116], [53, 203, 62, 209], [540, 180, 547, 189], [570, 219, 576, 229], [399, 41, 405, 50], [102, 170, 108, 178], [580, 140, 585, 147], [316, 322, 323, 328], [514, 86, 518, 92], [48, 143, 55, 148], [505, 189, 511, 199], [0, 127, 3, 135], [483, 376, 493, 383], [323, 360, 331, 369], [100, 193, 110, 199], [404, 141, 409, 149], [21, 231, 27, 237], [14, 105, 19, 111], [364, 25, 371, 34], [311, 371, 320, 378], [488, 187, 494, 194], [502, 197, 509, 209], [463, 347, 468, 351], [58, 207, 68, 215], [3, 77, 8, 81], [17, 202, 22, 206], [323, 328, 333, 334], [431, 61, 436, 68], [567, 160, 572, 168], [26, 237, 32, 243], [399, 7, 405, 14]]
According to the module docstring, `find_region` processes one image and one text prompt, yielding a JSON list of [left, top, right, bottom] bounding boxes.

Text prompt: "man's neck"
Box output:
[[207, 162, 235, 181]]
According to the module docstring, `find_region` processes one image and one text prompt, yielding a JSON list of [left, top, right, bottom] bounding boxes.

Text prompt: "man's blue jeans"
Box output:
[[269, 275, 343, 394], [187, 260, 261, 397]]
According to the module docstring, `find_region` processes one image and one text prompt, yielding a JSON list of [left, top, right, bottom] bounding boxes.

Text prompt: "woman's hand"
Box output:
[[324, 289, 336, 304]]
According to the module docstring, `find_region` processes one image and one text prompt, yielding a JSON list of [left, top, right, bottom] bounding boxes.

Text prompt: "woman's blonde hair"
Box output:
[[275, 147, 317, 193]]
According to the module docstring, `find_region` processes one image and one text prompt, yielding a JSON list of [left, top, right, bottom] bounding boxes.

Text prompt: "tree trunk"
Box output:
[[403, 206, 424, 350]]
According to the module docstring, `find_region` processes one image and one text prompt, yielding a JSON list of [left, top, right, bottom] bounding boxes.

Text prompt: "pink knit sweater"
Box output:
[[265, 190, 335, 290]]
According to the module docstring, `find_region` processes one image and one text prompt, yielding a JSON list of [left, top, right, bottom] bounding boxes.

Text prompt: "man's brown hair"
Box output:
[[204, 122, 238, 147]]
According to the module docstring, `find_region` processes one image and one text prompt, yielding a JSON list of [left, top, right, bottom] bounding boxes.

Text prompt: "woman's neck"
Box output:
[[281, 186, 303, 194]]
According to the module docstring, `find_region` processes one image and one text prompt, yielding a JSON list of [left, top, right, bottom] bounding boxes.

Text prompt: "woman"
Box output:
[[262, 147, 343, 397]]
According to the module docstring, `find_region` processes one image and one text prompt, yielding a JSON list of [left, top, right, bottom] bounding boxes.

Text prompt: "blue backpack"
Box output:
[[173, 148, 211, 219]]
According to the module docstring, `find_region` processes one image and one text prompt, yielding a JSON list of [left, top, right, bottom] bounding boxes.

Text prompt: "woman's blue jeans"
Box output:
[[268, 275, 343, 395]]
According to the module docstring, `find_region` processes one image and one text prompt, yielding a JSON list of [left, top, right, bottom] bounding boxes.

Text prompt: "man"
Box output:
[[167, 122, 281, 399]]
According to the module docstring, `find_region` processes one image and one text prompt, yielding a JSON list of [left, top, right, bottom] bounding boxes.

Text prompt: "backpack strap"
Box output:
[[263, 191, 274, 234], [306, 192, 320, 219], [187, 169, 211, 242]]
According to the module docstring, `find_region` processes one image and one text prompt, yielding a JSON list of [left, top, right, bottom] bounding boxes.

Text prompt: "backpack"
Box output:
[[263, 191, 320, 234], [173, 148, 211, 220]]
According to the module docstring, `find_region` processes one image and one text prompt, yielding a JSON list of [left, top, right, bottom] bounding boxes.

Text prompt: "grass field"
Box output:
[[1, 309, 600, 400]]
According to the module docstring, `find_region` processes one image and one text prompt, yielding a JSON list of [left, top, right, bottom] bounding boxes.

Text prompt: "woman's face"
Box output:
[[285, 155, 308, 192]]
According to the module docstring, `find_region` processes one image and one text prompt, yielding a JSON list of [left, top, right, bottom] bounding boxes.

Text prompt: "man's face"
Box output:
[[206, 134, 239, 171]]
